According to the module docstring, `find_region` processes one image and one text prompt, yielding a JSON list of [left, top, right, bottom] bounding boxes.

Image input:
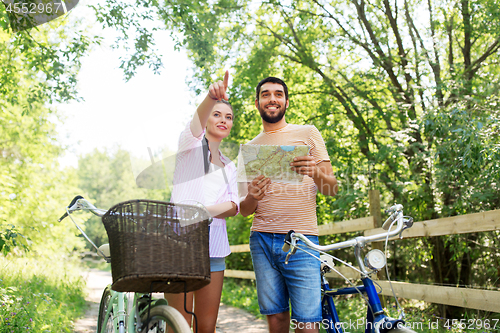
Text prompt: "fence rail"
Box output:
[[365, 209, 500, 238], [227, 190, 500, 313]]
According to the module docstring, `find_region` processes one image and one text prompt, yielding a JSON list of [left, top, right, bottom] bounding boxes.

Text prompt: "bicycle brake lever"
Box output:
[[404, 216, 414, 228], [398, 217, 414, 238], [58, 195, 84, 222], [285, 242, 299, 264]]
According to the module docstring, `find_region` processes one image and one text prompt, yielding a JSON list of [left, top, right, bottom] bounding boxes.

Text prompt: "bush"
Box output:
[[0, 255, 86, 332]]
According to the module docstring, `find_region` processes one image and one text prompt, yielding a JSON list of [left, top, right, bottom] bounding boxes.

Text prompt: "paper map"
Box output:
[[237, 145, 310, 184]]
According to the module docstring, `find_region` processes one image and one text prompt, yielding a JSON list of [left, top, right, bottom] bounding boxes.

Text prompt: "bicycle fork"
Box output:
[[101, 292, 127, 333], [321, 275, 400, 333], [321, 275, 344, 333]]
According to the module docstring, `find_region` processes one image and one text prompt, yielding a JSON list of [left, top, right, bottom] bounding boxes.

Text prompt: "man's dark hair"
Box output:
[[255, 77, 289, 101]]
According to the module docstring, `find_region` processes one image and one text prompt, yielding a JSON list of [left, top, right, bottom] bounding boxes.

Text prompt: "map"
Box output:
[[237, 145, 310, 184]]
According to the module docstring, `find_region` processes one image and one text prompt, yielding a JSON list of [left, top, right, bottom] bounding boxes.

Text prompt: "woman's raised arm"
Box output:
[[190, 70, 229, 137]]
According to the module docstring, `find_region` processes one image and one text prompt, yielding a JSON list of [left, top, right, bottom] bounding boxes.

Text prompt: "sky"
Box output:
[[56, 1, 199, 171]]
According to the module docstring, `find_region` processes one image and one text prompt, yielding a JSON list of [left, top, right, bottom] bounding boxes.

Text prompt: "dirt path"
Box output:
[[73, 269, 111, 333], [73, 269, 268, 332]]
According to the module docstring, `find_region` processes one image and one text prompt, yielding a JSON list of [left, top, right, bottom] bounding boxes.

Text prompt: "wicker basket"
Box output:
[[101, 199, 211, 293]]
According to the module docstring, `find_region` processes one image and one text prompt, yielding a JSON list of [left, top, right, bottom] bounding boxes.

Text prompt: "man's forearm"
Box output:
[[240, 194, 258, 217], [312, 162, 338, 196], [315, 173, 338, 196]]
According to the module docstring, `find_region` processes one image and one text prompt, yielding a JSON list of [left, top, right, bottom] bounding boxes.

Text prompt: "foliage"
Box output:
[[90, 0, 163, 81], [89, 0, 246, 84], [0, 255, 87, 332], [221, 277, 262, 319], [0, 10, 99, 109], [225, 214, 253, 270], [0, 93, 88, 255], [0, 0, 100, 255], [69, 0, 500, 318], [0, 224, 29, 256], [75, 147, 172, 249]]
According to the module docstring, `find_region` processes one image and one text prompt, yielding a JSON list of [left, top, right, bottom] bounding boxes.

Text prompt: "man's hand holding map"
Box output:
[[237, 145, 311, 184]]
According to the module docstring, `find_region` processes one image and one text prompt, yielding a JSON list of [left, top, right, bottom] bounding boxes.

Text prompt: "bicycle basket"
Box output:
[[102, 199, 211, 293]]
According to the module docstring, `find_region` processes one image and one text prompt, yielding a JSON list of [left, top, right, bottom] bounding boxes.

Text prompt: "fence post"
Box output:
[[369, 189, 382, 228], [369, 189, 387, 306]]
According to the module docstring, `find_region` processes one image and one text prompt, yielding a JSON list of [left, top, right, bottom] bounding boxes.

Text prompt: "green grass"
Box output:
[[221, 277, 263, 319], [0, 254, 87, 332]]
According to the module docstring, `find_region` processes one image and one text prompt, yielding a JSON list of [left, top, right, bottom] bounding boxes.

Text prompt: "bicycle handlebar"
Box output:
[[384, 204, 403, 215], [59, 196, 214, 226], [381, 212, 399, 230], [59, 196, 213, 262], [58, 195, 107, 222], [57, 196, 108, 259], [58, 195, 83, 222], [283, 204, 411, 253]]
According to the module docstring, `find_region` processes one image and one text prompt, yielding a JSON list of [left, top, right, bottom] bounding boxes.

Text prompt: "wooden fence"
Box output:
[[226, 190, 500, 313]]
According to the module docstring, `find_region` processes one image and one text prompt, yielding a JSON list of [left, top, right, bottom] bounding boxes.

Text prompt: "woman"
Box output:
[[166, 70, 239, 333]]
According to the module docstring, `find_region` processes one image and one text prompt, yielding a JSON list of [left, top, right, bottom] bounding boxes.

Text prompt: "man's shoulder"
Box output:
[[287, 123, 316, 131], [286, 123, 321, 137], [288, 123, 312, 129], [246, 124, 321, 144], [247, 132, 265, 144]]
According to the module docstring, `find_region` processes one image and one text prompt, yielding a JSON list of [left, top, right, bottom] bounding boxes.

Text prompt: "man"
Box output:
[[240, 77, 338, 333]]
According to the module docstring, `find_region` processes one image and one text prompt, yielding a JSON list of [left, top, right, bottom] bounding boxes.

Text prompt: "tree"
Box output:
[[0, 76, 88, 255], [75, 147, 171, 249], [0, 11, 98, 110], [0, 9, 99, 254], [85, 0, 500, 317], [171, 0, 500, 317]]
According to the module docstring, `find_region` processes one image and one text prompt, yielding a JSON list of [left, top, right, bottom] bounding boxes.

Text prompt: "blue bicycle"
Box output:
[[283, 204, 418, 333]]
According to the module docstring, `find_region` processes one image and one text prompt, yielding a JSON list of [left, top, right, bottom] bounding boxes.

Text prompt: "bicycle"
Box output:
[[59, 195, 213, 333], [283, 204, 418, 333]]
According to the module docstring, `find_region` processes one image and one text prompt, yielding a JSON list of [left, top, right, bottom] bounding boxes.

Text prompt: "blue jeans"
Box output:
[[249, 231, 322, 323], [210, 257, 225, 272]]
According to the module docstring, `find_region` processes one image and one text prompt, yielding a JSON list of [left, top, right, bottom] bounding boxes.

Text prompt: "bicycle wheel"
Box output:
[[139, 304, 191, 333], [97, 286, 114, 333]]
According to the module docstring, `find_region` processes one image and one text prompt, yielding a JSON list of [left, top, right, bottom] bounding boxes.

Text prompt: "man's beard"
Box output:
[[258, 102, 286, 124]]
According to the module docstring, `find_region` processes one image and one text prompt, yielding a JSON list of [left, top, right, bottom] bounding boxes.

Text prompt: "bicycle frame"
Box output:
[[321, 275, 403, 333]]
